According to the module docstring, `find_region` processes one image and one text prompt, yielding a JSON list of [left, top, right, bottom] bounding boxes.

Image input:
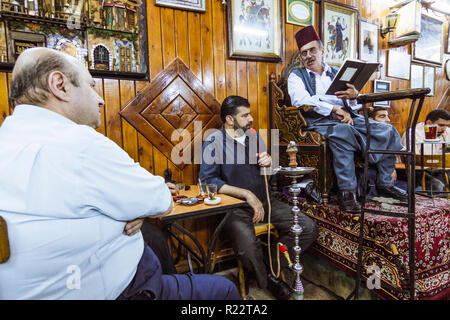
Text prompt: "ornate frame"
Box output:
[[286, 0, 315, 27], [319, 0, 359, 67], [227, 0, 282, 62]]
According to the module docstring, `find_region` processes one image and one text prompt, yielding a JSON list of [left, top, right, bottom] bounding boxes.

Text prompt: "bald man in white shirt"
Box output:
[[0, 48, 239, 300]]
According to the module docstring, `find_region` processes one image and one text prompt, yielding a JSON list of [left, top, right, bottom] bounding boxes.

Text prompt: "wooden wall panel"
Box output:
[[0, 0, 447, 184]]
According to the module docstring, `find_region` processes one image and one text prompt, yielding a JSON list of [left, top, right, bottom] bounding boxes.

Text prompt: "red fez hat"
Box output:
[[295, 26, 321, 50]]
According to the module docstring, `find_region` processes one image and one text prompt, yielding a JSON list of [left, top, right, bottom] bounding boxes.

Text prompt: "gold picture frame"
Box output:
[[286, 0, 315, 27], [227, 0, 282, 62], [320, 0, 359, 67]]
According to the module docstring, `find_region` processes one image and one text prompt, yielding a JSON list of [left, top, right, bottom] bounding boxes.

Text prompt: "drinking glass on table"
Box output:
[[424, 124, 438, 140], [206, 183, 217, 200], [198, 181, 207, 196]]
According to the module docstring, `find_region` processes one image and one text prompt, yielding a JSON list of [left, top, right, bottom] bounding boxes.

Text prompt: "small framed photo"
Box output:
[[286, 0, 315, 27], [359, 19, 379, 63], [410, 64, 424, 89], [423, 66, 435, 96], [387, 50, 411, 80], [227, 0, 282, 62], [155, 0, 206, 12], [373, 79, 391, 107]]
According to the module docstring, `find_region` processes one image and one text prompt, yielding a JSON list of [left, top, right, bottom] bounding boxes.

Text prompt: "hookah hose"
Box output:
[[252, 129, 290, 279], [262, 166, 289, 279]]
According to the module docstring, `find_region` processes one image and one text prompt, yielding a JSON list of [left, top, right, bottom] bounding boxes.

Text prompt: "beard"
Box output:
[[233, 120, 252, 134]]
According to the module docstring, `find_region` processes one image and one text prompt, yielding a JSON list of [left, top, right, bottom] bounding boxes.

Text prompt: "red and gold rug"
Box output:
[[278, 193, 449, 300]]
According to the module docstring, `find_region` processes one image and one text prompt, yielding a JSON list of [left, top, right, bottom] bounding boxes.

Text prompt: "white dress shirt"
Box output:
[[287, 64, 360, 116], [0, 104, 172, 300]]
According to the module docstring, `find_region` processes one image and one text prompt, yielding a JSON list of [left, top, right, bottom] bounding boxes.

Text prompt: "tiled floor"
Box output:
[[215, 267, 340, 300]]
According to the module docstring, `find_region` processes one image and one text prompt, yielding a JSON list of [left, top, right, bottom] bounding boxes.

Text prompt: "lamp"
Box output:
[[380, 12, 399, 38]]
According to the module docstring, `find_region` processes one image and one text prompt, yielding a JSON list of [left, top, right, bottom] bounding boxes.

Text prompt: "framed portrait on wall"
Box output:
[[423, 66, 435, 96], [373, 80, 391, 107], [410, 64, 424, 89], [286, 0, 315, 27], [227, 0, 282, 62], [359, 19, 378, 63], [387, 50, 411, 80], [412, 14, 444, 66], [155, 0, 206, 12], [319, 0, 358, 67]]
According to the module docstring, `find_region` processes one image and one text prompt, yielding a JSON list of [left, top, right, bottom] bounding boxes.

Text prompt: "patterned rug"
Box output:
[[276, 192, 449, 300]]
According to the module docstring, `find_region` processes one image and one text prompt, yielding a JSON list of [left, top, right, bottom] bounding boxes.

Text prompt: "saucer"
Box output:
[[204, 197, 221, 205], [423, 138, 441, 142]]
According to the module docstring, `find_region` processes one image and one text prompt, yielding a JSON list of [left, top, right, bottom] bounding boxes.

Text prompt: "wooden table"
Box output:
[[147, 185, 245, 273]]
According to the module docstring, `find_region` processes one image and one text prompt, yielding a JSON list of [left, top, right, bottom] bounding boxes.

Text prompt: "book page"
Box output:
[[339, 67, 358, 82]]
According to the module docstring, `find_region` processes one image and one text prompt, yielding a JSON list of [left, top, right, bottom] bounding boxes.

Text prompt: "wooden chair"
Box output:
[[237, 223, 278, 300], [208, 222, 279, 300], [269, 51, 334, 203], [0, 216, 10, 264]]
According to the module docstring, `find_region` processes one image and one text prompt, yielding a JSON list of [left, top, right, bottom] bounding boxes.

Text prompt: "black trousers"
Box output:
[[224, 193, 318, 288], [141, 221, 177, 274]]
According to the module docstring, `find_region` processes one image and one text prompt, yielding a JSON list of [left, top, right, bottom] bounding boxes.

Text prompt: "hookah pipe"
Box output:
[[249, 128, 292, 279]]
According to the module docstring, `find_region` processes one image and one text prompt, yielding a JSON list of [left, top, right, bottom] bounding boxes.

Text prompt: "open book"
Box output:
[[325, 59, 379, 95]]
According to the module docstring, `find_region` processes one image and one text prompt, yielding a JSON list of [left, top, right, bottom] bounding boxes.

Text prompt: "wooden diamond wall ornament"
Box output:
[[120, 58, 222, 169]]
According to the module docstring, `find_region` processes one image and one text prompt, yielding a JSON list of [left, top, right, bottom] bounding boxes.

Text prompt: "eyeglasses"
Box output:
[[300, 47, 319, 58]]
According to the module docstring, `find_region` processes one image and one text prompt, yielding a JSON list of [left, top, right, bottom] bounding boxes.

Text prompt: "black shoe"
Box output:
[[267, 274, 292, 300], [376, 185, 408, 202], [338, 191, 361, 213]]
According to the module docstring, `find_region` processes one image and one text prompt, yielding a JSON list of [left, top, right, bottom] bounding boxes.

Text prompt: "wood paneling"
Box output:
[[0, 0, 447, 188]]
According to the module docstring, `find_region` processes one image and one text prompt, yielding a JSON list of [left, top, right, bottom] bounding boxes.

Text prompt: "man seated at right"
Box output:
[[287, 26, 407, 213], [401, 109, 450, 192]]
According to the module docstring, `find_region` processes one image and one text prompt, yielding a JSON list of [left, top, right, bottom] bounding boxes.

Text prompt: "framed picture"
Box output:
[[359, 19, 378, 63], [320, 0, 359, 67], [227, 0, 282, 62], [412, 14, 444, 66], [286, 0, 315, 27], [423, 66, 435, 96], [387, 50, 410, 80], [155, 0, 206, 12], [390, 0, 421, 40], [373, 79, 391, 107], [410, 64, 424, 89], [0, 0, 150, 80]]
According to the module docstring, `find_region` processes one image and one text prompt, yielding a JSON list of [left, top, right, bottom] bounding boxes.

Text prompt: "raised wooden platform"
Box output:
[[276, 192, 450, 300]]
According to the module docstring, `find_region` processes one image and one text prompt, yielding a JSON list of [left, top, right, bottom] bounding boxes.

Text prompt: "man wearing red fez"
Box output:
[[287, 26, 407, 213]]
